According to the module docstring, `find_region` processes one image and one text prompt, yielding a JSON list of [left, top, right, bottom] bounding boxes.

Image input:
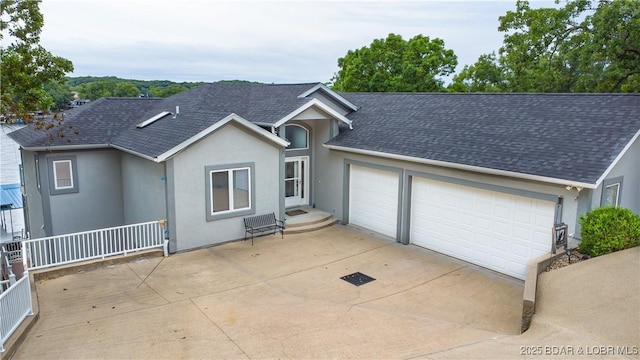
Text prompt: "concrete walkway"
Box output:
[[11, 227, 639, 359], [13, 225, 524, 359], [434, 247, 640, 359]]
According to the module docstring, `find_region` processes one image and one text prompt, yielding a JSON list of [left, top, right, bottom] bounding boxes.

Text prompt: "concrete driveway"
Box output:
[[13, 225, 524, 359]]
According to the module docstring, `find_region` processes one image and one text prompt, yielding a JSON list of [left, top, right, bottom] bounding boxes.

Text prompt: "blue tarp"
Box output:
[[0, 183, 22, 209]]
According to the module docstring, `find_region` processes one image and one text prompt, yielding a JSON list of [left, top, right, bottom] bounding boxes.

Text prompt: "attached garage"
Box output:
[[349, 165, 399, 238], [410, 177, 556, 280]]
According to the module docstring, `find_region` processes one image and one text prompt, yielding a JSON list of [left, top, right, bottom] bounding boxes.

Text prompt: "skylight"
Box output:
[[136, 111, 172, 128]]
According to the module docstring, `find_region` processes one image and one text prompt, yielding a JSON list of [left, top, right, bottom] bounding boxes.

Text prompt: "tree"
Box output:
[[449, 53, 505, 92], [77, 80, 117, 100], [149, 83, 188, 97], [451, 0, 639, 93], [1, 0, 74, 122], [331, 33, 458, 92], [43, 81, 74, 110], [113, 82, 140, 97]]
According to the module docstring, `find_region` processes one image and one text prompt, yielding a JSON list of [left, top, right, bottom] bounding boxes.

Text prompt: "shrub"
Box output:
[[579, 207, 640, 257]]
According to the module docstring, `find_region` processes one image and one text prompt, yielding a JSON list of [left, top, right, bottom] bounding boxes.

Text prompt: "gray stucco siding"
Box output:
[[121, 153, 167, 225], [20, 151, 46, 239], [291, 119, 341, 214], [591, 137, 640, 214], [169, 123, 283, 251], [46, 150, 125, 235]]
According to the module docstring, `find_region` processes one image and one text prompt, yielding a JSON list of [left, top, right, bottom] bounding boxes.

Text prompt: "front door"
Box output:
[[285, 156, 309, 208]]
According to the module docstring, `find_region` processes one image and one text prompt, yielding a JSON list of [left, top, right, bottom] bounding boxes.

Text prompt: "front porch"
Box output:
[[283, 206, 338, 234]]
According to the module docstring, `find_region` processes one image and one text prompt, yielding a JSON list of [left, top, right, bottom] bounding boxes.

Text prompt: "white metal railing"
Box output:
[[1, 243, 19, 295], [0, 272, 32, 352], [22, 220, 168, 271]]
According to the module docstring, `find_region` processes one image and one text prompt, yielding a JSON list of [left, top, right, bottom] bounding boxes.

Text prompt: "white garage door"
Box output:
[[349, 165, 399, 238], [411, 177, 555, 279]]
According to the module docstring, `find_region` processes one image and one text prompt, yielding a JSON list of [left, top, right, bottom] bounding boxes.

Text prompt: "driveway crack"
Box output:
[[191, 299, 251, 359]]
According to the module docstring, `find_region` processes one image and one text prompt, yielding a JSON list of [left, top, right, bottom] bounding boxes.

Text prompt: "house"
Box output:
[[8, 83, 640, 279]]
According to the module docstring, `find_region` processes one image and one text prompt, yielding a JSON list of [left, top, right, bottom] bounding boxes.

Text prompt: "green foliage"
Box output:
[[451, 0, 639, 93], [149, 84, 188, 97], [43, 81, 74, 110], [70, 76, 200, 99], [578, 207, 640, 257], [77, 80, 117, 100], [113, 82, 140, 97], [449, 53, 505, 92], [1, 0, 73, 120], [331, 33, 457, 92]]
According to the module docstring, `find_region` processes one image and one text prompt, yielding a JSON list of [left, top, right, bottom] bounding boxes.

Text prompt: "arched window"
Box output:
[[284, 124, 308, 150]]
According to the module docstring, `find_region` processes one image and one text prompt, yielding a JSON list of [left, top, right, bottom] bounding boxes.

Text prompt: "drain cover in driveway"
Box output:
[[341, 272, 376, 286]]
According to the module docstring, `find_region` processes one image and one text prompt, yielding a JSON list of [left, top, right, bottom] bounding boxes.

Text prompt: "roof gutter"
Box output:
[[323, 144, 597, 189], [19, 144, 111, 152]]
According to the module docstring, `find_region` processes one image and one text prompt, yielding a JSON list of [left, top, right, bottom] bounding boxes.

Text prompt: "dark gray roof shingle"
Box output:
[[9, 82, 316, 157], [329, 92, 640, 184], [8, 97, 164, 148], [9, 82, 640, 186], [111, 82, 314, 157]]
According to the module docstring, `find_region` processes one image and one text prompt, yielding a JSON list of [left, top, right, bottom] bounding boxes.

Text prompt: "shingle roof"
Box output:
[[9, 82, 316, 157], [329, 92, 640, 185], [112, 82, 314, 157], [8, 97, 163, 148], [9, 83, 640, 186]]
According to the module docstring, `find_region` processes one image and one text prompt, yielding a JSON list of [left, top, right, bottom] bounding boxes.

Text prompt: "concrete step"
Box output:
[[284, 218, 338, 234], [285, 213, 333, 228]]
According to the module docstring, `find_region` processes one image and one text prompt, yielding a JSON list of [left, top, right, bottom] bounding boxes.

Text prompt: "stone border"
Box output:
[[2, 249, 164, 360], [520, 248, 575, 333]]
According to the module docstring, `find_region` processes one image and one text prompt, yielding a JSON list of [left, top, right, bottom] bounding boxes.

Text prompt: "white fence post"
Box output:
[[100, 230, 105, 260]]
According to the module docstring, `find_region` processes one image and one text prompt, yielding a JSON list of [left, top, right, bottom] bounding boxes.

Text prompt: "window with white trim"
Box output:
[[602, 183, 621, 207], [47, 155, 79, 195], [53, 160, 74, 189], [205, 163, 255, 221], [601, 177, 623, 207]]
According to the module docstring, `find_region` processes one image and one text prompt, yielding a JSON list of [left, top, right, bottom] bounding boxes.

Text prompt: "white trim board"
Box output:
[[274, 98, 353, 129]]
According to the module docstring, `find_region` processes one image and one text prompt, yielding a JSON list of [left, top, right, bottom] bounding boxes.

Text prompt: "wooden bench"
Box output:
[[243, 212, 285, 245]]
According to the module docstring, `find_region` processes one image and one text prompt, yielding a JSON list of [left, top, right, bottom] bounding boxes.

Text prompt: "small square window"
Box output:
[[47, 156, 79, 195], [53, 160, 74, 189]]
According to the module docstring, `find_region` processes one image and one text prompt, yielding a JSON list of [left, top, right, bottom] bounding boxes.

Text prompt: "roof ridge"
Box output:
[[342, 92, 640, 96], [102, 97, 164, 100]]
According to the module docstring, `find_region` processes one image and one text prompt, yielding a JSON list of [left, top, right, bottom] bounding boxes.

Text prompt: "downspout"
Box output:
[[162, 162, 171, 255]]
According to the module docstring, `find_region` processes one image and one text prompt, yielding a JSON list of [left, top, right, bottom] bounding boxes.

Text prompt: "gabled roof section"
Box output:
[[111, 82, 315, 158], [147, 113, 288, 162], [273, 98, 353, 129], [8, 82, 333, 158], [297, 83, 358, 112], [327, 93, 640, 188]]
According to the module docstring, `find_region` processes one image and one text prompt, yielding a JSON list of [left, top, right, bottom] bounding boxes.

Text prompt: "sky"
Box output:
[[35, 0, 556, 84]]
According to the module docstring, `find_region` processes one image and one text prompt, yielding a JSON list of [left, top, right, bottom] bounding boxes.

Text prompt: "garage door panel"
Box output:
[[349, 165, 398, 238], [411, 177, 555, 280]]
